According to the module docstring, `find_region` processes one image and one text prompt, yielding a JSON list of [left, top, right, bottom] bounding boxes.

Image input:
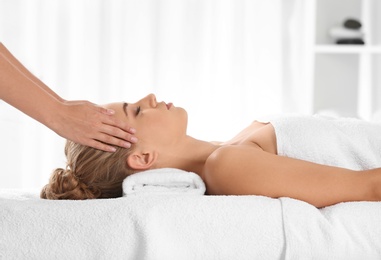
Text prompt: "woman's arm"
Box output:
[[0, 49, 63, 126], [0, 43, 137, 152], [0, 42, 63, 101], [204, 145, 380, 208]]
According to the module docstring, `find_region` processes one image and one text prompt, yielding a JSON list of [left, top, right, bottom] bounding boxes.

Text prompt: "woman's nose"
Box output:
[[145, 93, 157, 107]]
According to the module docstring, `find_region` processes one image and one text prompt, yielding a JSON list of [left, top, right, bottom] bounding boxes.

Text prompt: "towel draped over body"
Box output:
[[269, 115, 381, 170], [268, 115, 381, 259]]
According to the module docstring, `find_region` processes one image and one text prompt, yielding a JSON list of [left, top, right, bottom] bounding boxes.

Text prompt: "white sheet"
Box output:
[[1, 189, 381, 259], [281, 198, 381, 260], [0, 190, 284, 260]]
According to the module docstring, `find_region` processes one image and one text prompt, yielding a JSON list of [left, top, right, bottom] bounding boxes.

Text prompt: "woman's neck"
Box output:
[[156, 136, 220, 178]]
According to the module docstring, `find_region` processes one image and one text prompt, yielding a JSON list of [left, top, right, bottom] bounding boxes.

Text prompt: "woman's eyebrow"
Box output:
[[122, 102, 128, 117]]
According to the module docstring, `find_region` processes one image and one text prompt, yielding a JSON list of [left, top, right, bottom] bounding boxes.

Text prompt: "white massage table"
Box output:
[[1, 189, 381, 259]]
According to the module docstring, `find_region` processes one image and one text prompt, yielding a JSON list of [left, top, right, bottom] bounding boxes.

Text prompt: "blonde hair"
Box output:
[[40, 141, 135, 200]]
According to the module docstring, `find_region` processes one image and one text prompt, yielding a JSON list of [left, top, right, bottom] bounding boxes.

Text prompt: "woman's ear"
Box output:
[[126, 151, 158, 170]]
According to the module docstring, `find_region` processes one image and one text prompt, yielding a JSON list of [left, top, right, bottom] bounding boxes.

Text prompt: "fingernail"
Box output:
[[107, 109, 115, 115], [124, 142, 132, 148], [109, 147, 117, 152], [131, 137, 138, 143], [130, 128, 137, 134]]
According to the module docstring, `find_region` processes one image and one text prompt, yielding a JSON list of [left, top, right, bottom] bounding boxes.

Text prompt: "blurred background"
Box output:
[[1, 0, 380, 189]]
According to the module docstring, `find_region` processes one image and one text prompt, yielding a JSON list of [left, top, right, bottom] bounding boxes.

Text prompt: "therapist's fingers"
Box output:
[[86, 138, 119, 153], [97, 106, 137, 134], [54, 100, 138, 152], [98, 114, 138, 143], [98, 124, 138, 149], [98, 106, 116, 116], [79, 130, 135, 152]]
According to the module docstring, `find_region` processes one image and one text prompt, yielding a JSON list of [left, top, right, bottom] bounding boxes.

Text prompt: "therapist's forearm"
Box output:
[[0, 42, 64, 102], [0, 51, 63, 127], [0, 43, 138, 152]]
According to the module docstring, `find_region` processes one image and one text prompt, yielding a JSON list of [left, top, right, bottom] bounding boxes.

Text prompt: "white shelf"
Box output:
[[315, 45, 381, 54], [311, 0, 381, 120]]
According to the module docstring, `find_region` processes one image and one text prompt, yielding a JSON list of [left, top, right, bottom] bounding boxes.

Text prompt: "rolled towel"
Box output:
[[123, 168, 206, 196]]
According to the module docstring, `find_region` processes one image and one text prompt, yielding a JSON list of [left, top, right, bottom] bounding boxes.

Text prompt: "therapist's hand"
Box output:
[[51, 100, 137, 152]]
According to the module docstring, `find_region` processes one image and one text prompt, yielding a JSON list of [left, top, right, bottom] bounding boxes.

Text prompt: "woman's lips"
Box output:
[[166, 103, 173, 110]]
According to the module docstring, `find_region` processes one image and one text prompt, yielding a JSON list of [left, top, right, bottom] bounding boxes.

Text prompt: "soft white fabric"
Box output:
[[270, 115, 381, 170], [0, 190, 284, 260], [1, 189, 381, 259], [2, 189, 381, 259], [281, 198, 381, 260], [123, 168, 206, 196], [268, 115, 381, 258]]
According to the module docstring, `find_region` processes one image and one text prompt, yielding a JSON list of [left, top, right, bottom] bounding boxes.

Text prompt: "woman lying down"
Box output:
[[41, 94, 381, 208]]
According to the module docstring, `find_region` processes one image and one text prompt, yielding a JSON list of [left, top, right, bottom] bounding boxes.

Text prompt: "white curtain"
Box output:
[[0, 0, 310, 189]]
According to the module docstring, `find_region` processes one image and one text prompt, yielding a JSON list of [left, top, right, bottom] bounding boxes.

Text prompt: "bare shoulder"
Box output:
[[204, 145, 265, 195], [222, 121, 277, 154]]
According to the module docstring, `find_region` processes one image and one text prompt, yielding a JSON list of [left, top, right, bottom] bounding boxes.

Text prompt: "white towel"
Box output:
[[270, 115, 381, 170], [0, 190, 284, 260], [281, 198, 381, 260], [268, 115, 381, 259], [123, 168, 206, 196], [2, 189, 380, 259]]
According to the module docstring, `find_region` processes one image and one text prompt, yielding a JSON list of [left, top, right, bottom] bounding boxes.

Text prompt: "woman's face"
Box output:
[[104, 94, 188, 147]]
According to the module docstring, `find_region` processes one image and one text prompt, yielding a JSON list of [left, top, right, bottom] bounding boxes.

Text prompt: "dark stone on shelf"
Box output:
[[336, 38, 365, 45], [344, 19, 362, 30]]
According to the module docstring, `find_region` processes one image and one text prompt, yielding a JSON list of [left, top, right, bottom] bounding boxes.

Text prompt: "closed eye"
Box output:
[[136, 106, 141, 116]]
